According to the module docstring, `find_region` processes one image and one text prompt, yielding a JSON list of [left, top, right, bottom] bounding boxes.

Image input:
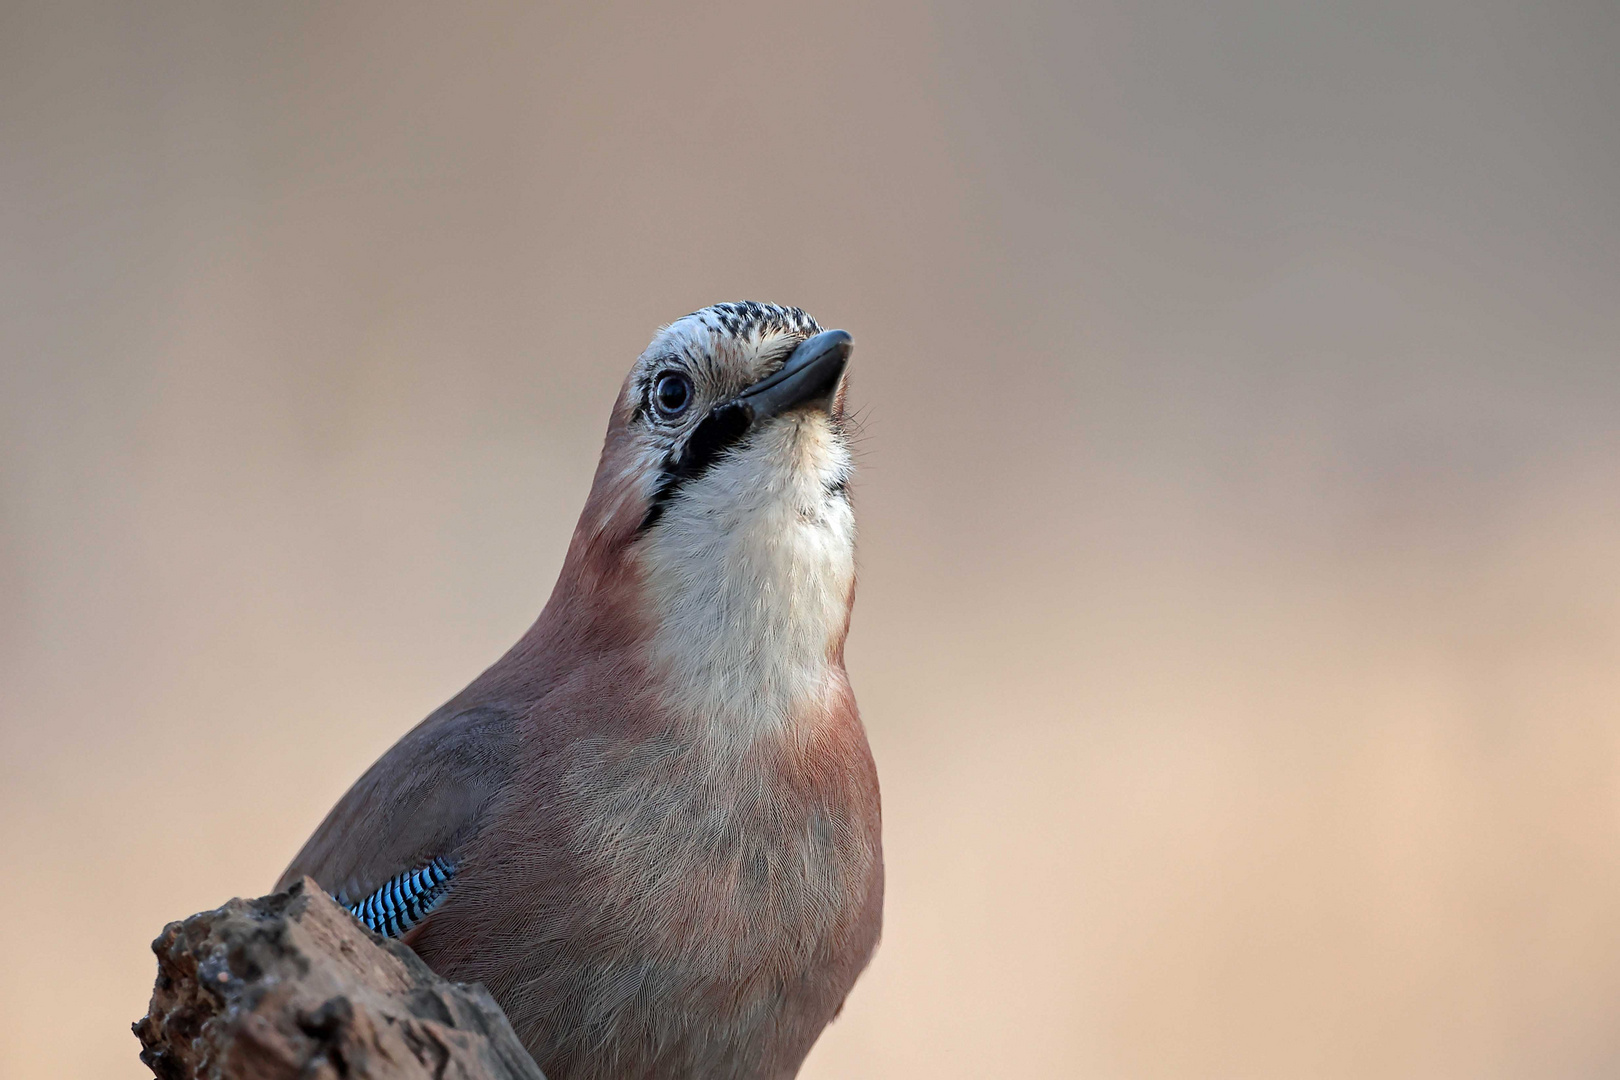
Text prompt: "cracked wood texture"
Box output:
[[134, 878, 546, 1080]]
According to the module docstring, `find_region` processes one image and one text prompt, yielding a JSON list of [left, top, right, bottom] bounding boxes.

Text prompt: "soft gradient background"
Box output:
[[4, 2, 1619, 1076]]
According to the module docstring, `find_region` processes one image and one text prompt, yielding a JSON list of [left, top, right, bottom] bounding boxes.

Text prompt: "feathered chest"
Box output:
[[561, 406, 870, 975], [558, 722, 874, 975]]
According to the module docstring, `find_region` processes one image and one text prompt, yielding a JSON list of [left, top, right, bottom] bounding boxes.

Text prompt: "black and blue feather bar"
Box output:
[[345, 856, 456, 938]]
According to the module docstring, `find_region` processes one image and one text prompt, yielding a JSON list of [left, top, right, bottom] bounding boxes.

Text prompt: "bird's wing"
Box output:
[[274, 703, 518, 910]]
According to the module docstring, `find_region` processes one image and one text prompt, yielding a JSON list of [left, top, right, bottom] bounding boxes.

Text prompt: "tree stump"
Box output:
[[134, 877, 546, 1080]]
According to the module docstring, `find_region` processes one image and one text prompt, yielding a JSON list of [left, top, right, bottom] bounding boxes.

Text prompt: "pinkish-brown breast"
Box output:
[[400, 639, 882, 1080]]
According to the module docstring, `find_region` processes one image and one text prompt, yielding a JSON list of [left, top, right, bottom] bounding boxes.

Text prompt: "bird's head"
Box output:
[[556, 302, 859, 731]]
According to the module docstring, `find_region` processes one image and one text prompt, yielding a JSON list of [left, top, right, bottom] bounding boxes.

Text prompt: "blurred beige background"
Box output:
[[4, 1, 1620, 1076]]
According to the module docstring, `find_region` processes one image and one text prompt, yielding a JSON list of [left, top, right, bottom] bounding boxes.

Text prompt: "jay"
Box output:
[[277, 303, 883, 1080]]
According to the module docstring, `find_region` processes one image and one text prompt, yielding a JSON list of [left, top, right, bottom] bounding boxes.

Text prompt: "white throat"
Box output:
[[636, 412, 855, 744]]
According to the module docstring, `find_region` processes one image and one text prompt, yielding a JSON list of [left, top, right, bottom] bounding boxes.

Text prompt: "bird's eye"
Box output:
[[652, 372, 693, 420]]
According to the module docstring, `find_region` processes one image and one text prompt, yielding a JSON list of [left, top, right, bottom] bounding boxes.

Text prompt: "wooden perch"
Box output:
[[134, 878, 546, 1080]]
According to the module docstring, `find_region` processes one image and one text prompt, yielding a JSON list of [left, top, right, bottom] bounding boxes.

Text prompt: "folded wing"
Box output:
[[276, 704, 516, 920]]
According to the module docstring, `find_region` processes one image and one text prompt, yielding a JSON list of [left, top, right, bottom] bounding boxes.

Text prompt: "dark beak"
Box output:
[[732, 329, 852, 423]]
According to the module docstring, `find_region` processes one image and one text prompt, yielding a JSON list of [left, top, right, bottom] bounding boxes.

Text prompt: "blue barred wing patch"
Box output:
[[346, 856, 456, 938]]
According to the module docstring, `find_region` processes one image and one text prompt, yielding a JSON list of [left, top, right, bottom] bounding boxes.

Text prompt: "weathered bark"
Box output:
[[134, 877, 545, 1080]]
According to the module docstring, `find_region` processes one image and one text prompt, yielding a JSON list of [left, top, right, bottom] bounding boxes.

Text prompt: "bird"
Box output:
[[276, 302, 883, 1080]]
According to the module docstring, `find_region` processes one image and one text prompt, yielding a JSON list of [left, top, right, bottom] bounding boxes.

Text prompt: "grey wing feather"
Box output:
[[275, 703, 516, 906]]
